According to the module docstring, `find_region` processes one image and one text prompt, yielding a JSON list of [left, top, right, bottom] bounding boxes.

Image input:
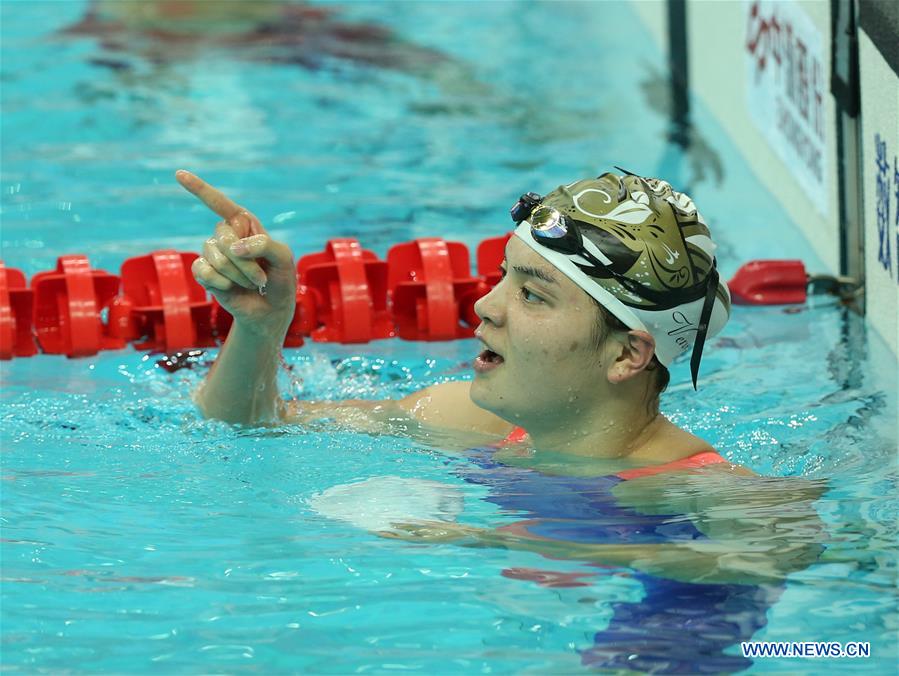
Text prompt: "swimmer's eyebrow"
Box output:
[[512, 265, 558, 285]]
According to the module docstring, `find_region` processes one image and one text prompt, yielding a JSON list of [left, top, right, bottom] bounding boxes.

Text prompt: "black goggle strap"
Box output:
[[613, 165, 639, 177], [689, 266, 720, 391], [571, 253, 708, 308]]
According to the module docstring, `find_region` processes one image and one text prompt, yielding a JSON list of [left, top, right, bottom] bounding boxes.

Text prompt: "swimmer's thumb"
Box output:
[[229, 234, 292, 267]]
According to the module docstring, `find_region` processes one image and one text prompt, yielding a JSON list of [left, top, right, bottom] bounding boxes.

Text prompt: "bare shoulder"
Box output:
[[642, 418, 733, 464], [399, 380, 514, 437]]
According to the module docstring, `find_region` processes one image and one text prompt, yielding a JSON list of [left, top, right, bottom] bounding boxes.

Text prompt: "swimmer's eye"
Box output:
[[521, 287, 544, 304], [498, 265, 507, 279]]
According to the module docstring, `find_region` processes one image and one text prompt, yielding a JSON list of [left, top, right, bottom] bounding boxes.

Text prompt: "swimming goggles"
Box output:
[[510, 192, 720, 388]]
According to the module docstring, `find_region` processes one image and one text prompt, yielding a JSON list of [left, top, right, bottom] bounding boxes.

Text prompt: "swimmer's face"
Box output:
[[470, 236, 612, 427]]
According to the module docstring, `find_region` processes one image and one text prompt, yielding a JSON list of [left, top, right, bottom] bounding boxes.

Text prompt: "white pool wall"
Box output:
[[858, 29, 899, 357]]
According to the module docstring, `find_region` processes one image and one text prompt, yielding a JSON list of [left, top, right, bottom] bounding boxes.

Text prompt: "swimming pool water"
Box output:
[[2, 1, 897, 673]]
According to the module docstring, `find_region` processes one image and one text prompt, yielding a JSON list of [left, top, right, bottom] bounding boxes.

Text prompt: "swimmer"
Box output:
[[179, 168, 826, 670]]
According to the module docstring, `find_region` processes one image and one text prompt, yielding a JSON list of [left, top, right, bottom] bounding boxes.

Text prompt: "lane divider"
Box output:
[[0, 233, 850, 359]]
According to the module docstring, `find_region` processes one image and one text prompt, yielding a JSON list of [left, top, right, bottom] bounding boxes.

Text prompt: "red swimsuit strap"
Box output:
[[500, 427, 727, 479], [615, 452, 728, 480], [502, 426, 530, 444]]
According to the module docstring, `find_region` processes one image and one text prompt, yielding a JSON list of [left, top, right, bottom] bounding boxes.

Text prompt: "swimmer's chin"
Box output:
[[468, 382, 513, 425]]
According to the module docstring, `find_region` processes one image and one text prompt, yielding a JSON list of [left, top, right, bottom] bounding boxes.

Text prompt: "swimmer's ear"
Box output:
[[607, 330, 656, 384]]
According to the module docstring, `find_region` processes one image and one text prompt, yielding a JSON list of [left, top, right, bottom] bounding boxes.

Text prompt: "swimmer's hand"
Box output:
[[177, 169, 296, 339]]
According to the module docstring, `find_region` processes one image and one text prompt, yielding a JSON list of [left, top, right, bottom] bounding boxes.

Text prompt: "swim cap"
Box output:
[[512, 172, 731, 386]]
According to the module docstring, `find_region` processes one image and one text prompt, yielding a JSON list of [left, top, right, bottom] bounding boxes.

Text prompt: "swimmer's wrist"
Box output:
[[230, 314, 292, 343]]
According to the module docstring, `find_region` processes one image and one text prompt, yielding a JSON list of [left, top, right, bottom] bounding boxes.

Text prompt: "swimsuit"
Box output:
[[456, 429, 781, 674]]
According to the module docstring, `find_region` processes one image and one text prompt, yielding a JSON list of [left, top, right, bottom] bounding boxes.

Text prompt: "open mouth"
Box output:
[[473, 348, 504, 373]]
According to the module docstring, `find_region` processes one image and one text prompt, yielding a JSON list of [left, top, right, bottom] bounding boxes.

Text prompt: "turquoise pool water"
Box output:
[[1, 1, 897, 673]]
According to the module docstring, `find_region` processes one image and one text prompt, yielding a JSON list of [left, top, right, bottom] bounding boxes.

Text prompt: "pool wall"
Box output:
[[858, 13, 899, 357], [631, 0, 899, 356]]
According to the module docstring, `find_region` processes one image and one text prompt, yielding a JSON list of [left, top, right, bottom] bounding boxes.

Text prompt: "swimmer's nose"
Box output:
[[474, 282, 504, 326]]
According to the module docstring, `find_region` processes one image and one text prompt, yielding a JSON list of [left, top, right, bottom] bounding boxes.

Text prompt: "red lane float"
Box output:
[[0, 261, 37, 359], [31, 255, 123, 357], [728, 259, 863, 305], [387, 238, 481, 341], [120, 250, 215, 352], [729, 260, 808, 305], [298, 238, 393, 343]]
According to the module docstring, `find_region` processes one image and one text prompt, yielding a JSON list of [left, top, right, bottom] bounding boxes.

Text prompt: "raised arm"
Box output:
[[178, 171, 512, 440], [177, 170, 297, 424]]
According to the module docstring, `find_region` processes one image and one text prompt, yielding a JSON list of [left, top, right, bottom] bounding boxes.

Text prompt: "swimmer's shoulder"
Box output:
[[611, 444, 759, 516], [399, 380, 514, 438], [629, 419, 756, 478], [670, 417, 752, 470]]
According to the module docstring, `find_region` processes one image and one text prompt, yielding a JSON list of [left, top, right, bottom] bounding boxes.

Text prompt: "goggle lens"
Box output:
[[529, 205, 569, 239]]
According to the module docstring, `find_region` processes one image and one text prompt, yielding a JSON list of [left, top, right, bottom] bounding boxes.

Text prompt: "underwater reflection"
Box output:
[[60, 0, 448, 72]]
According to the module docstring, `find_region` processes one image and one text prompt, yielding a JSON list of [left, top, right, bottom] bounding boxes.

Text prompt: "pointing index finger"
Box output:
[[176, 169, 244, 220]]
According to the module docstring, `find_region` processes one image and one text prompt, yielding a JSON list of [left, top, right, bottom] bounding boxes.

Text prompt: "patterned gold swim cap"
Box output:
[[514, 172, 731, 380]]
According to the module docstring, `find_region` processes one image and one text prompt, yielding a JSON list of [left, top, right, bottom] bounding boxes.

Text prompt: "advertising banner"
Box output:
[[745, 0, 828, 215]]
